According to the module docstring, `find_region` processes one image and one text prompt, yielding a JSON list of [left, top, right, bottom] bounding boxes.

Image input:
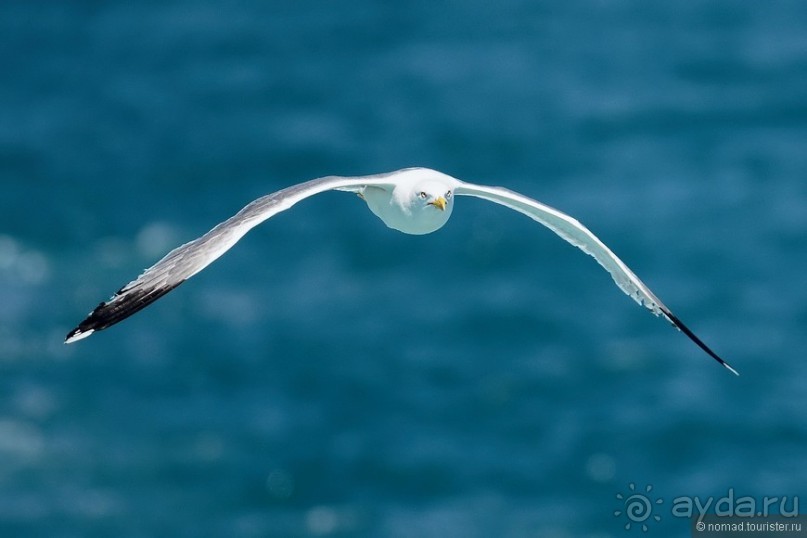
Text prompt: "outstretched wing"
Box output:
[[455, 181, 738, 375], [65, 173, 396, 343]]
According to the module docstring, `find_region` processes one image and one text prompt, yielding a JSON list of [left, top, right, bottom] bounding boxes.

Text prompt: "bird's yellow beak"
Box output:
[[429, 196, 447, 211]]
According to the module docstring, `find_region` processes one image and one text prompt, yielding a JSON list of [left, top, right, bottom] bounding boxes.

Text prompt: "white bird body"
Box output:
[[65, 167, 737, 375], [358, 168, 458, 235]]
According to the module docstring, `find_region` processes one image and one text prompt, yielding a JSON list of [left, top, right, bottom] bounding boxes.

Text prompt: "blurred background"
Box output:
[[1, 1, 805, 536]]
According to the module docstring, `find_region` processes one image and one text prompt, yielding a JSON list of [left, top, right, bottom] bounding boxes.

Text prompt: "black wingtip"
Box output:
[[65, 301, 107, 343], [663, 309, 739, 376], [65, 326, 93, 344], [64, 281, 185, 344]]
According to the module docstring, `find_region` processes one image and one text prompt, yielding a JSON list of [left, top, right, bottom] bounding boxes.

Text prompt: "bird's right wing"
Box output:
[[65, 173, 397, 343], [455, 180, 738, 375]]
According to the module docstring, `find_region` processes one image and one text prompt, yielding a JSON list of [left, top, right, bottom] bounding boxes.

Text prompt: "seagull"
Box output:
[[65, 167, 738, 375]]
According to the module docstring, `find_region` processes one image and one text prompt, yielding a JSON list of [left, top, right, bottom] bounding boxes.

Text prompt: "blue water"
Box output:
[[2, 1, 806, 536]]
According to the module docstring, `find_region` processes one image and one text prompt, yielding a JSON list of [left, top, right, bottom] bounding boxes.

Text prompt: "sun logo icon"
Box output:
[[614, 483, 663, 532]]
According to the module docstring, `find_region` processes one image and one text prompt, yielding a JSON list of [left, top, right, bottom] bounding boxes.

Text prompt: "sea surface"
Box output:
[[1, 1, 806, 537]]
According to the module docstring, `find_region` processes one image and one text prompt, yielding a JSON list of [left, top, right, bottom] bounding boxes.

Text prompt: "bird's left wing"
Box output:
[[65, 173, 396, 343], [455, 181, 737, 375]]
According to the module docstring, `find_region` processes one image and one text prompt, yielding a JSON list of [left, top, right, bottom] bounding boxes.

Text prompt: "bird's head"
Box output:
[[397, 179, 455, 235], [413, 180, 454, 214]]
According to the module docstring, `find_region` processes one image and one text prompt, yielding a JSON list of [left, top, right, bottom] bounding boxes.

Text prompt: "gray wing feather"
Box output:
[[65, 174, 394, 343]]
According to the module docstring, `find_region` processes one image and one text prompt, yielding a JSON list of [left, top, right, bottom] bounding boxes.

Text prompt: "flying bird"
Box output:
[[65, 167, 738, 375]]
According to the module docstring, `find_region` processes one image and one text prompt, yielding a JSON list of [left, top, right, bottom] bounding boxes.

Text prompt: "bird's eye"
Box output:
[[445, 190, 452, 199], [419, 191, 428, 199]]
